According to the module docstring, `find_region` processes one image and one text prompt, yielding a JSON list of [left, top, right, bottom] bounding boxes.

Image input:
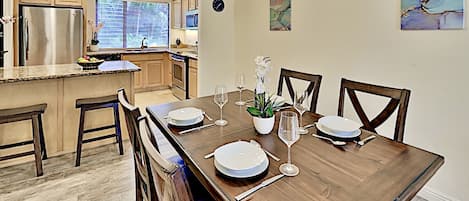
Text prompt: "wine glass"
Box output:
[[278, 111, 300, 177], [294, 90, 311, 135], [235, 73, 246, 106], [214, 85, 228, 126]]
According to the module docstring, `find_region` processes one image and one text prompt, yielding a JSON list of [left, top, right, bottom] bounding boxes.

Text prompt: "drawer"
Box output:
[[189, 59, 198, 69], [122, 53, 164, 62]]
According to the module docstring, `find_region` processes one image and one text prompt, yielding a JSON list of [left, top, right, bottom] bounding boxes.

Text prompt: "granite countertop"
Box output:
[[0, 61, 140, 84], [86, 48, 199, 60]]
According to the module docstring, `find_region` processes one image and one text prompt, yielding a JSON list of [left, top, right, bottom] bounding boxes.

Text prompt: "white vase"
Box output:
[[89, 45, 99, 52], [253, 116, 275, 135]]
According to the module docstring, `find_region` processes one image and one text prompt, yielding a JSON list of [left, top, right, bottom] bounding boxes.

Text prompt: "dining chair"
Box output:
[[277, 68, 322, 113], [118, 88, 157, 201], [338, 78, 411, 142], [138, 116, 195, 201]]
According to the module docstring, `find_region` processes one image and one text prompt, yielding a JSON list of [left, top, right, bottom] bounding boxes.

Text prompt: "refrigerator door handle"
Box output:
[[24, 17, 30, 60]]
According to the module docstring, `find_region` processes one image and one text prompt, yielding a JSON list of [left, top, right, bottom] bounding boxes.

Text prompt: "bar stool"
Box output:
[[0, 104, 48, 176], [75, 95, 123, 167]]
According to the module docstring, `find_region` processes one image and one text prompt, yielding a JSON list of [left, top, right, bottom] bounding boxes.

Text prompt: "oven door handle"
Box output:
[[171, 57, 186, 63]]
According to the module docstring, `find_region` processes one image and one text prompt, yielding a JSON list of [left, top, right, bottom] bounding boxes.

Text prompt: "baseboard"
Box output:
[[418, 187, 460, 201]]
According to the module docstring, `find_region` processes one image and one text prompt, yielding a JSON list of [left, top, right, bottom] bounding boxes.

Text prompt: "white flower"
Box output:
[[254, 56, 272, 94]]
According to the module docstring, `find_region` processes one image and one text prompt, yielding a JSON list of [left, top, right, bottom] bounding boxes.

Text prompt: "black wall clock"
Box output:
[[213, 0, 225, 12]]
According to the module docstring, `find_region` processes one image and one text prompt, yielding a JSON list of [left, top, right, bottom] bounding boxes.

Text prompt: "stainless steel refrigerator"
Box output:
[[19, 6, 83, 66]]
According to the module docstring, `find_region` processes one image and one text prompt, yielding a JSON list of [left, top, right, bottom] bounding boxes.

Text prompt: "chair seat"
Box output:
[[0, 104, 47, 118], [76, 95, 118, 108]]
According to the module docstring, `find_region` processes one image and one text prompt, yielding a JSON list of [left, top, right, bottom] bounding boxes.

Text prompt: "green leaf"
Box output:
[[247, 107, 261, 117], [266, 107, 274, 118]]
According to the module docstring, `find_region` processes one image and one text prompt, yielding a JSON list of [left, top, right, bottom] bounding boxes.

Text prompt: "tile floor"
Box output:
[[0, 90, 428, 201]]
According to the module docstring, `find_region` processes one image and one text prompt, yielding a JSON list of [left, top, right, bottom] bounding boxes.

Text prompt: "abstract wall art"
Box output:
[[270, 0, 291, 31], [401, 0, 464, 30]]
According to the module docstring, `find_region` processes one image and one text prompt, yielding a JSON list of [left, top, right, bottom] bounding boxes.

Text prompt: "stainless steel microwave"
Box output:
[[185, 10, 198, 30]]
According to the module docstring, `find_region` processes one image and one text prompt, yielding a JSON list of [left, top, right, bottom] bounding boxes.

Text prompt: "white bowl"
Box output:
[[215, 157, 269, 178], [318, 116, 361, 134], [168, 107, 203, 124], [214, 141, 267, 172]]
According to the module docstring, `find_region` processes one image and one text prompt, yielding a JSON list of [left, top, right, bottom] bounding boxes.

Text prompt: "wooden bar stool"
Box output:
[[0, 104, 48, 176], [75, 95, 123, 167]]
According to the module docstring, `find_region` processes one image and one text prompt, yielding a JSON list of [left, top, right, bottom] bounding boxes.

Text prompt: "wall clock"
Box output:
[[213, 0, 225, 12]]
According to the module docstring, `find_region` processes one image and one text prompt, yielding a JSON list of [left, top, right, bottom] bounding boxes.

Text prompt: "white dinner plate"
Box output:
[[316, 122, 361, 138], [214, 141, 267, 171], [318, 116, 361, 134], [168, 115, 204, 127], [215, 157, 269, 178], [168, 107, 203, 124]]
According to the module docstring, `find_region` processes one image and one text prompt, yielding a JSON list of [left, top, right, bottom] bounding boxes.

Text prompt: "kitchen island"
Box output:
[[0, 61, 139, 167]]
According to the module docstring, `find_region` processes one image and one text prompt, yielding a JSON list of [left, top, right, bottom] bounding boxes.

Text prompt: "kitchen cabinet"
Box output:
[[122, 53, 170, 92], [189, 59, 198, 99], [132, 61, 144, 89], [145, 60, 164, 88], [188, 0, 197, 10], [172, 0, 189, 29], [171, 0, 182, 29], [19, 0, 82, 7], [19, 0, 53, 4], [55, 0, 82, 6]]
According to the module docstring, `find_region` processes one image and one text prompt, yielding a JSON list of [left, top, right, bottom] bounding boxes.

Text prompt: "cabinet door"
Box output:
[[172, 0, 182, 29], [146, 60, 164, 88], [181, 0, 188, 28], [188, 0, 196, 10], [55, 0, 82, 6], [189, 67, 198, 99], [132, 61, 145, 89], [20, 0, 53, 5]]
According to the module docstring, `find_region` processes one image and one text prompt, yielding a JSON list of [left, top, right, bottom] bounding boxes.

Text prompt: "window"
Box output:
[[96, 0, 169, 48]]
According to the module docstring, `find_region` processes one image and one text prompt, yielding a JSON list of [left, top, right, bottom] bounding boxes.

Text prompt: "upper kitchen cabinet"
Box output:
[[55, 0, 82, 7], [172, 0, 189, 29], [19, 0, 82, 7], [19, 0, 53, 5], [188, 0, 198, 10]]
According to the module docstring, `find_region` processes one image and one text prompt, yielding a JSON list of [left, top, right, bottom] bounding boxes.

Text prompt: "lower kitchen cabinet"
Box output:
[[189, 59, 198, 99], [122, 53, 170, 92], [146, 60, 164, 88]]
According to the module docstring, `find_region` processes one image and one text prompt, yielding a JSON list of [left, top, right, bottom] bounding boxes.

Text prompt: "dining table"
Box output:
[[146, 91, 444, 201]]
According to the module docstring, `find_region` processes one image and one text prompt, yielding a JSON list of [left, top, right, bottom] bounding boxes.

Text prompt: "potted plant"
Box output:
[[247, 56, 277, 134], [88, 21, 104, 52]]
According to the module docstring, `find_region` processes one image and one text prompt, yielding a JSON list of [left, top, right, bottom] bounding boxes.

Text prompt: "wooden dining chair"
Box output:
[[338, 78, 411, 142], [118, 88, 157, 201], [138, 116, 194, 201], [277, 68, 322, 113]]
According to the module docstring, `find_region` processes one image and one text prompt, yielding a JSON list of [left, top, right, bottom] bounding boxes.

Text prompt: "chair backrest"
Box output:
[[117, 88, 156, 201], [277, 68, 322, 113], [138, 116, 193, 201], [338, 78, 411, 142]]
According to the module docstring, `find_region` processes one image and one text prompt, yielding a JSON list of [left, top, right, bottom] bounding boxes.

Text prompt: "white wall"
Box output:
[[198, 0, 236, 96], [227, 0, 467, 200]]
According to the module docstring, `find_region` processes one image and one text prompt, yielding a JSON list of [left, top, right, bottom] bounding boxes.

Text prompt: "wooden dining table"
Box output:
[[146, 91, 444, 201]]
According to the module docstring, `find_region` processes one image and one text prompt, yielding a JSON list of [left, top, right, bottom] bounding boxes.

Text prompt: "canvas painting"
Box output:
[[401, 0, 464, 30], [270, 0, 291, 31]]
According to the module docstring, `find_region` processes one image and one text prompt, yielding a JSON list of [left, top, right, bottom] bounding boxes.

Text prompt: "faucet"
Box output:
[[141, 37, 148, 49]]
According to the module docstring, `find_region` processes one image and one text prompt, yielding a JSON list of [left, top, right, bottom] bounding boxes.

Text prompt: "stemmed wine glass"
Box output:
[[294, 90, 311, 135], [214, 85, 228, 126], [235, 73, 246, 106], [278, 111, 300, 177]]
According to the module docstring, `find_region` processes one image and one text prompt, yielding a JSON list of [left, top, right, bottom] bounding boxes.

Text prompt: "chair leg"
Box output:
[[38, 114, 48, 160], [135, 164, 143, 201], [31, 115, 43, 177], [113, 103, 124, 155], [75, 108, 86, 167]]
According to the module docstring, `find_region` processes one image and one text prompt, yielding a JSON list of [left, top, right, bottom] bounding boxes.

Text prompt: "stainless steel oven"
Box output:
[[171, 54, 188, 100]]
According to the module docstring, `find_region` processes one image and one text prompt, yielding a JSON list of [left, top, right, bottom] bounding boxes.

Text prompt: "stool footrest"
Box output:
[[0, 140, 34, 150], [84, 125, 116, 134], [83, 134, 117, 144], [0, 151, 35, 161]]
